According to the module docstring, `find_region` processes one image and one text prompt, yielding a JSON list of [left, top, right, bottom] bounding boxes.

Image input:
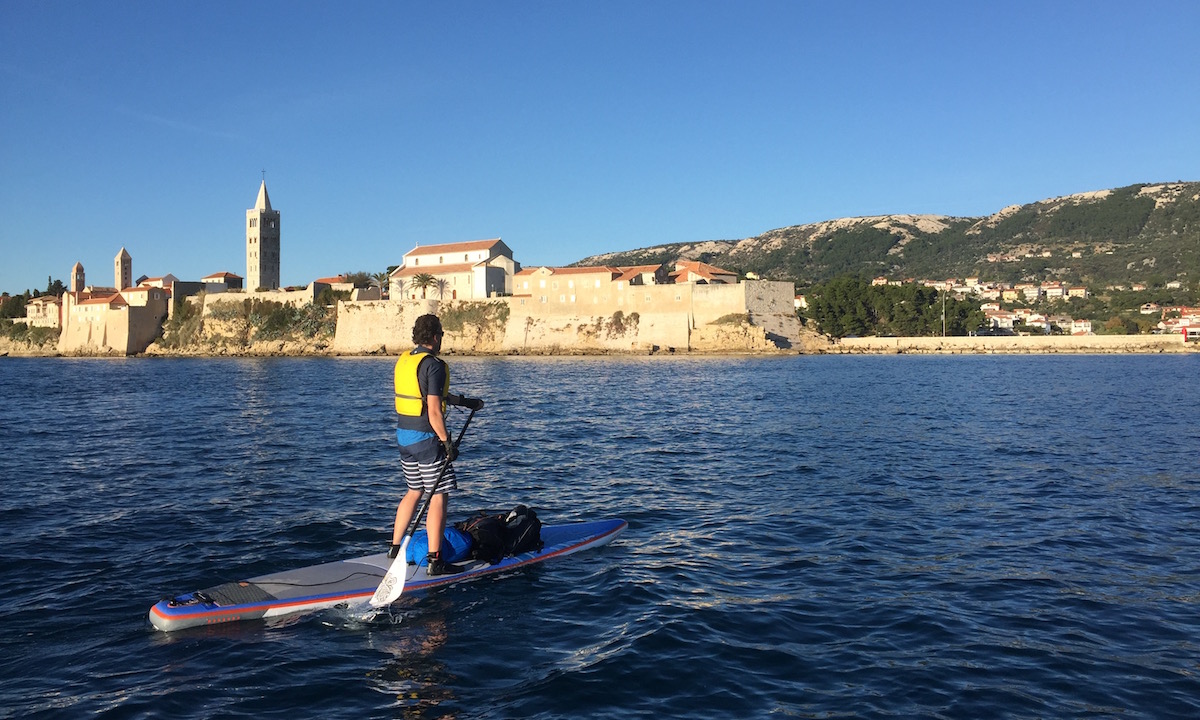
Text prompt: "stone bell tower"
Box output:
[[115, 247, 132, 290], [246, 180, 281, 291], [70, 262, 85, 292]]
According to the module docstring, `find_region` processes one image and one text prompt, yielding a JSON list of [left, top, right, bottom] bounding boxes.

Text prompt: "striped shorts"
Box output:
[[399, 441, 458, 494]]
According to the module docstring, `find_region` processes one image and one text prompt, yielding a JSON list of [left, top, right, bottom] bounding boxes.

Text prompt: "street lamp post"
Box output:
[[942, 288, 947, 337]]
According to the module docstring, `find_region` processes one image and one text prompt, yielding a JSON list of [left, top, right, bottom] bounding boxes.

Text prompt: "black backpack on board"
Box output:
[[503, 504, 543, 556], [455, 513, 507, 565], [454, 505, 544, 564]]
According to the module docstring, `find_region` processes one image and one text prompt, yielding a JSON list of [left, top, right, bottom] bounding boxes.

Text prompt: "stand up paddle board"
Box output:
[[149, 518, 626, 632]]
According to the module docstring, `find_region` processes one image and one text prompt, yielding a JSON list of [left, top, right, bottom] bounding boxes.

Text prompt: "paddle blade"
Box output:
[[370, 537, 411, 607]]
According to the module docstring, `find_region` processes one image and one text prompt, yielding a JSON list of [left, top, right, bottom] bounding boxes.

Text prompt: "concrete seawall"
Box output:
[[831, 334, 1195, 354]]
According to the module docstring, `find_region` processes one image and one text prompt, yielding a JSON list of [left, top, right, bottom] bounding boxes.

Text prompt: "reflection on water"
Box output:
[[367, 600, 456, 719]]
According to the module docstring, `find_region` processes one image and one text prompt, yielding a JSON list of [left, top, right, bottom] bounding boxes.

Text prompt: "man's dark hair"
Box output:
[[412, 314, 443, 345]]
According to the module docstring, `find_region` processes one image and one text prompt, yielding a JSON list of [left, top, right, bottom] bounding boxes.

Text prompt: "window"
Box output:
[[552, 281, 559, 290], [464, 254, 469, 261], [439, 256, 444, 263]]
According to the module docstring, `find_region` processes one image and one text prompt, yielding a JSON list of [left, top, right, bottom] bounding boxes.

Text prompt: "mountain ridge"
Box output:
[[576, 182, 1200, 289]]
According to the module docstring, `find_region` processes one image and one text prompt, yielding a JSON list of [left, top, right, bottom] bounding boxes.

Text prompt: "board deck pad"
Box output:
[[150, 519, 626, 632]]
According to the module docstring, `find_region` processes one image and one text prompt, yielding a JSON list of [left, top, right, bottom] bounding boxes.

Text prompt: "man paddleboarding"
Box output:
[[390, 313, 482, 576]]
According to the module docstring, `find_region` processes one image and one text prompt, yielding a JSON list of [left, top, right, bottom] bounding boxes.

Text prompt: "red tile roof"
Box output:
[[403, 238, 504, 257]]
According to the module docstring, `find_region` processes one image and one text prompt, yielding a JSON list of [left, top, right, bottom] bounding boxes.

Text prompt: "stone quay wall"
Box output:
[[832, 334, 1194, 354]]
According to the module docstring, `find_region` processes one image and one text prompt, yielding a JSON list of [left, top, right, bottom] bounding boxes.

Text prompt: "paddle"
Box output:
[[369, 401, 479, 608]]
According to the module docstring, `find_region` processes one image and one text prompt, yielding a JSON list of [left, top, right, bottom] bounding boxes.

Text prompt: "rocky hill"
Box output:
[[577, 182, 1200, 289]]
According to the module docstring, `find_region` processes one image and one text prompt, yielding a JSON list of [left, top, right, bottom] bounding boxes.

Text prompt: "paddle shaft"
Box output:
[[370, 404, 478, 608]]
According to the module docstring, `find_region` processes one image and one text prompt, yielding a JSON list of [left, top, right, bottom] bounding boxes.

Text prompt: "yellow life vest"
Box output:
[[394, 349, 449, 417]]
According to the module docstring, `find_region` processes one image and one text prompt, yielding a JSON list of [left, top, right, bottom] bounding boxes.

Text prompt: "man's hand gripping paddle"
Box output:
[[369, 399, 480, 608]]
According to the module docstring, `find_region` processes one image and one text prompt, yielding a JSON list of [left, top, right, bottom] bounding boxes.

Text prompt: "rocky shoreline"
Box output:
[[3, 333, 1195, 358]]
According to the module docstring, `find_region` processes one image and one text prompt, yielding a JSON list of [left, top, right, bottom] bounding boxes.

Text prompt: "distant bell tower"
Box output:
[[115, 247, 132, 290], [246, 179, 281, 291], [70, 262, 85, 292]]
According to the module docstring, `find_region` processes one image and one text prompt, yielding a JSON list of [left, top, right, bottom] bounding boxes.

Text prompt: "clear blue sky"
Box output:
[[3, 1, 1198, 293]]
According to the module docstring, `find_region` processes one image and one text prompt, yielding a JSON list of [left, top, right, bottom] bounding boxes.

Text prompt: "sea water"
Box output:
[[1, 354, 1198, 719]]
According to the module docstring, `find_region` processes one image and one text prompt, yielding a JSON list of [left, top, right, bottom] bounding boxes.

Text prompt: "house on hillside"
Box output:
[[23, 295, 62, 328], [389, 238, 518, 300], [616, 264, 672, 286], [1041, 283, 1066, 299], [984, 309, 1017, 330], [671, 261, 737, 284], [202, 271, 244, 292], [313, 275, 355, 292], [136, 274, 179, 289]]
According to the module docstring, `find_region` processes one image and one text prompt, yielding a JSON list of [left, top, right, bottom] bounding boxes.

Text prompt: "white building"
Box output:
[[389, 239, 518, 300]]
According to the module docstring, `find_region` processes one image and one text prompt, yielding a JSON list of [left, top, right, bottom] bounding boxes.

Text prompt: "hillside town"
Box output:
[[858, 275, 1200, 337], [5, 180, 1200, 355]]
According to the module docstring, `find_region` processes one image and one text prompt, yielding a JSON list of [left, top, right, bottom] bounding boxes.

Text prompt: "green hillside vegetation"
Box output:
[[581, 182, 1200, 291], [159, 296, 337, 349], [799, 275, 1198, 338], [802, 277, 985, 338]]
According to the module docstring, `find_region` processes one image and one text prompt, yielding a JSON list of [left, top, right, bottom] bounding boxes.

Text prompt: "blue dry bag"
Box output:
[[405, 527, 474, 564]]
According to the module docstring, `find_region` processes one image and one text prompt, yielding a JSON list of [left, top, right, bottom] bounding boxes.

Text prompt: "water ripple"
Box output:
[[1, 355, 1199, 718]]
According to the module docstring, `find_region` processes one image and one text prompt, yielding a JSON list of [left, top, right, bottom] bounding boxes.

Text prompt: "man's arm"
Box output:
[[427, 393, 449, 442], [446, 393, 484, 410]]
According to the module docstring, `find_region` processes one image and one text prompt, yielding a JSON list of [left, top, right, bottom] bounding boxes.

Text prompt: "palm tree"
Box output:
[[434, 278, 449, 300], [371, 271, 390, 298], [412, 273, 435, 299]]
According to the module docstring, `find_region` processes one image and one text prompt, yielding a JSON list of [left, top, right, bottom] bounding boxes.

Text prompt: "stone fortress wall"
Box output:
[[58, 305, 166, 355], [333, 280, 802, 355]]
